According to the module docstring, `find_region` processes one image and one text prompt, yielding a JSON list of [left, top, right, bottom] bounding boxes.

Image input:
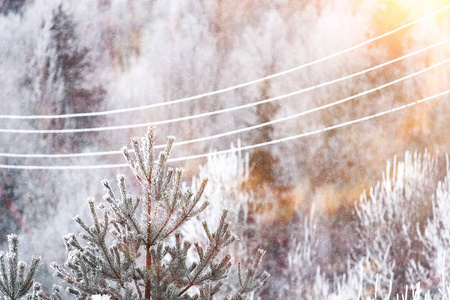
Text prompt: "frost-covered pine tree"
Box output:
[[0, 234, 62, 300], [51, 127, 268, 299]]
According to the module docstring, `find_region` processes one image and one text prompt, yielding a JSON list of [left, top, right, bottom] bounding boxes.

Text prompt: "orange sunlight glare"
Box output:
[[397, 0, 450, 17]]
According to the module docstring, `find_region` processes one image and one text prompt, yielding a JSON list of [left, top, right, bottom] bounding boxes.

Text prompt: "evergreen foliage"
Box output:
[[0, 234, 61, 300], [0, 172, 24, 244], [0, 0, 27, 15], [0, 2, 107, 243], [32, 3, 105, 150], [51, 127, 268, 299]]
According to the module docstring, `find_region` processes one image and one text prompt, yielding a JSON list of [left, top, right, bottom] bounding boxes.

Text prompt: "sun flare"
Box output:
[[396, 0, 450, 16]]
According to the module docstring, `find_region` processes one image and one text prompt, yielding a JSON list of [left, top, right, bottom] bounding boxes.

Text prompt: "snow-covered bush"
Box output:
[[418, 157, 450, 293], [283, 205, 322, 299], [287, 151, 450, 300], [353, 151, 442, 296], [187, 148, 326, 299], [189, 142, 251, 231]]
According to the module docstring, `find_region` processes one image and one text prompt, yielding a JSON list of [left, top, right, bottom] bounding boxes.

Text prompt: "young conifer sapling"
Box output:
[[51, 127, 268, 299]]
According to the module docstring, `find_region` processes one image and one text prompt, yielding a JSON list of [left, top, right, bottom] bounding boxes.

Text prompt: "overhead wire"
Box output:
[[1, 56, 448, 159], [0, 4, 449, 120], [1, 89, 448, 170], [1, 38, 449, 134]]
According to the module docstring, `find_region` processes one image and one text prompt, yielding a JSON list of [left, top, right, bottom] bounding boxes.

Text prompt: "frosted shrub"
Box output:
[[419, 160, 450, 292], [285, 209, 381, 300], [284, 205, 322, 299], [186, 145, 325, 299], [354, 151, 441, 296], [189, 142, 251, 230], [309, 152, 450, 300], [51, 127, 268, 299]]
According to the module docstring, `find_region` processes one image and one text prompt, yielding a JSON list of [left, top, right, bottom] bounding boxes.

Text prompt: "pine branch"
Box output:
[[0, 235, 42, 300], [178, 210, 236, 296], [231, 249, 270, 299], [160, 178, 210, 242]]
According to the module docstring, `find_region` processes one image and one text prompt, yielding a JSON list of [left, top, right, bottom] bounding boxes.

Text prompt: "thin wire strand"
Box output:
[[1, 4, 449, 120], [1, 57, 448, 158], [1, 90, 448, 170], [1, 38, 449, 134]]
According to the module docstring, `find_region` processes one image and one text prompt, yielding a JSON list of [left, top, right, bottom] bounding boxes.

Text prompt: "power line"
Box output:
[[1, 4, 449, 121], [1, 57, 448, 159], [1, 38, 449, 135], [1, 89, 448, 170]]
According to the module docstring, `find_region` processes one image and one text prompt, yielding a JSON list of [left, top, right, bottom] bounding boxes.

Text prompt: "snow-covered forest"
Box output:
[[0, 0, 450, 298]]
